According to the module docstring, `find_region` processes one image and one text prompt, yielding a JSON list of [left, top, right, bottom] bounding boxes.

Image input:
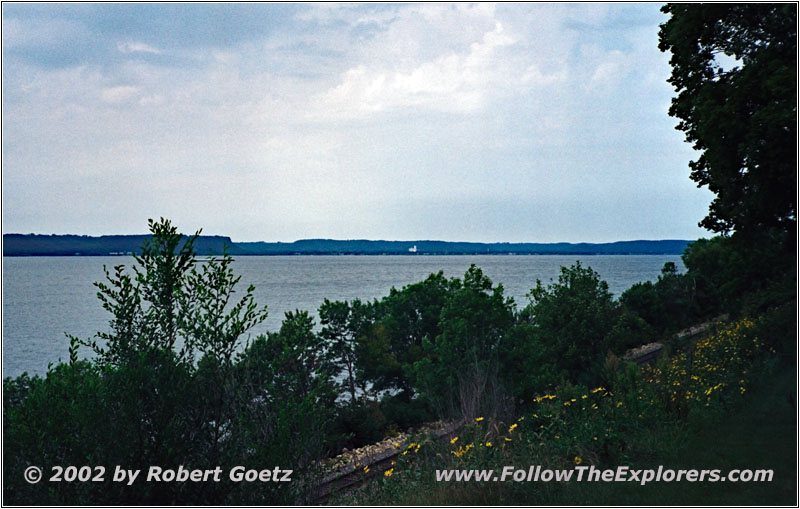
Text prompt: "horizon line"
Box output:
[[2, 232, 697, 245]]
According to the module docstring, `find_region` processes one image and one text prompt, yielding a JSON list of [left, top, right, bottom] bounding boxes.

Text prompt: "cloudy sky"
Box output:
[[2, 3, 713, 243]]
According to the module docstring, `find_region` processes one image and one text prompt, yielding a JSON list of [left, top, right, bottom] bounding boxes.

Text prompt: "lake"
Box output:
[[2, 254, 682, 378]]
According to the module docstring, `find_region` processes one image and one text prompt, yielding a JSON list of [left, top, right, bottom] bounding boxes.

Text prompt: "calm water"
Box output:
[[2, 255, 682, 377]]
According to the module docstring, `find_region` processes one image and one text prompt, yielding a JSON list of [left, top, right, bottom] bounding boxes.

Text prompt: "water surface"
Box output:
[[2, 254, 682, 377]]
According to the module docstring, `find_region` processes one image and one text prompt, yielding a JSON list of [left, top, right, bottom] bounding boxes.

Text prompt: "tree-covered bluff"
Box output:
[[3, 234, 691, 257]]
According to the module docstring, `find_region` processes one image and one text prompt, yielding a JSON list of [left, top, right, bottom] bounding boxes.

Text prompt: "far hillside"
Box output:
[[2, 235, 691, 257]]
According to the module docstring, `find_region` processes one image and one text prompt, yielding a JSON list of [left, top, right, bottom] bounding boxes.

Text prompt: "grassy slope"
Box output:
[[349, 358, 797, 506], [551, 364, 797, 505]]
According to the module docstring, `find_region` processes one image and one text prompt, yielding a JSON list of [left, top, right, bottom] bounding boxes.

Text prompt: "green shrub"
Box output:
[[407, 265, 515, 420], [521, 262, 618, 388]]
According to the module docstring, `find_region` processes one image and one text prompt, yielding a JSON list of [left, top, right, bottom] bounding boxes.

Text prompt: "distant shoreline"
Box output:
[[2, 252, 687, 257], [2, 234, 692, 257]]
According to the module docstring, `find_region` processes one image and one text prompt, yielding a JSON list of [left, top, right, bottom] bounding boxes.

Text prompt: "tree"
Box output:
[[75, 218, 200, 367], [14, 218, 280, 504], [360, 272, 454, 396], [658, 4, 797, 246], [236, 311, 337, 472], [132, 218, 199, 359], [681, 234, 795, 314], [408, 265, 514, 420], [523, 262, 618, 387], [319, 298, 373, 405], [617, 261, 697, 336]]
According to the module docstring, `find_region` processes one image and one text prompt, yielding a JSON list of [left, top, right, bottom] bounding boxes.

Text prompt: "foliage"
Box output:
[[407, 265, 515, 420], [234, 312, 338, 489], [617, 261, 700, 339], [132, 218, 199, 358], [184, 252, 268, 364], [681, 234, 795, 315], [3, 219, 336, 505], [361, 272, 454, 396], [500, 319, 557, 403], [642, 318, 765, 418], [319, 298, 374, 404], [351, 318, 788, 506], [520, 262, 618, 388], [658, 4, 797, 244], [604, 309, 655, 358]]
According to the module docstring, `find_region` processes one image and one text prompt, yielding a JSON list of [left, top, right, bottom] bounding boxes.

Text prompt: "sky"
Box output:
[[2, 3, 714, 243]]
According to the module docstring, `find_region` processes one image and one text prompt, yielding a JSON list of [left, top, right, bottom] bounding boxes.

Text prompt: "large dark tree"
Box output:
[[658, 4, 797, 247]]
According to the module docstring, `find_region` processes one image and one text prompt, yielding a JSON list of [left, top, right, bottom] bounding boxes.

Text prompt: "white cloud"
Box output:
[[116, 41, 161, 54], [588, 53, 625, 88], [521, 64, 568, 86], [312, 21, 516, 119], [100, 85, 140, 104], [138, 94, 164, 105]]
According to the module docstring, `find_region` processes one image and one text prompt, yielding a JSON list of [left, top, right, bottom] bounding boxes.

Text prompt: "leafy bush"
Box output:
[[360, 272, 454, 396], [520, 262, 618, 388], [682, 235, 794, 316], [408, 265, 515, 420], [617, 261, 701, 341]]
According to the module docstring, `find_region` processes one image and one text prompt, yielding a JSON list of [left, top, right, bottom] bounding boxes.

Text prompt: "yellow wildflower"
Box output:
[[485, 441, 492, 447], [450, 436, 459, 444], [384, 468, 393, 477], [509, 423, 518, 432], [574, 456, 582, 465], [475, 417, 484, 422], [363, 466, 370, 474]]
